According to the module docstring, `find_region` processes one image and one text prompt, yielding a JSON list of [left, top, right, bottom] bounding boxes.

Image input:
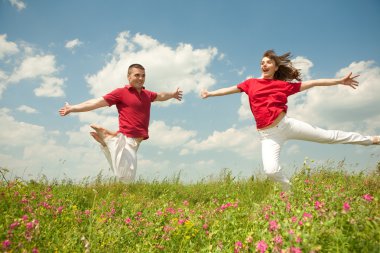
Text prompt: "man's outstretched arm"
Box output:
[[59, 97, 109, 116]]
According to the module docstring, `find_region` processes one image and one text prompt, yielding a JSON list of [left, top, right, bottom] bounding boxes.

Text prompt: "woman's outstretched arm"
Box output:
[[201, 86, 241, 99], [300, 72, 359, 92]]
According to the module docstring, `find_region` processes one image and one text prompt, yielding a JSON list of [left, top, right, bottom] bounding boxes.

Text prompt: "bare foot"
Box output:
[[90, 124, 117, 145], [372, 136, 380, 145], [90, 132, 107, 147]]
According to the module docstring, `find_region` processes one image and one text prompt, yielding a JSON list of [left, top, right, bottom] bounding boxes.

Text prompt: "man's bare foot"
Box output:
[[90, 132, 107, 146], [372, 136, 380, 145], [90, 124, 117, 144]]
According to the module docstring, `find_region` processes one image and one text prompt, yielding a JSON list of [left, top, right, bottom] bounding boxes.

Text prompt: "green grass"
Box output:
[[1, 162, 379, 252]]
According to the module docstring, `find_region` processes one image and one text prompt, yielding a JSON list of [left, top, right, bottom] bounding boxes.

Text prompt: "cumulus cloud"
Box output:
[[34, 76, 65, 97], [17, 105, 38, 114], [65, 39, 83, 51], [86, 31, 218, 102], [0, 34, 19, 59], [0, 35, 66, 98], [183, 126, 260, 159], [9, 0, 26, 11], [292, 56, 314, 80], [147, 120, 197, 149], [289, 60, 380, 134]]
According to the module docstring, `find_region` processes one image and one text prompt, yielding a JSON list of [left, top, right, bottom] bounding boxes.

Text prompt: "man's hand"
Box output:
[[173, 87, 183, 101], [59, 102, 71, 116]]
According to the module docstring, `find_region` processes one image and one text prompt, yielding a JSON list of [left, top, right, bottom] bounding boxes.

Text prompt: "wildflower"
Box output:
[[303, 212, 312, 219], [291, 247, 302, 253], [2, 240, 11, 249], [246, 235, 253, 243], [343, 202, 350, 212], [269, 220, 279, 232], [256, 240, 268, 253], [363, 194, 373, 202], [183, 200, 189, 206], [296, 236, 302, 243], [202, 223, 208, 230], [57, 206, 64, 214], [26, 222, 35, 230], [84, 210, 91, 216], [178, 219, 186, 225], [291, 216, 297, 223], [22, 215, 29, 221], [273, 235, 283, 245], [124, 217, 131, 224], [314, 201, 323, 210], [156, 210, 163, 216], [32, 248, 39, 253], [234, 241, 243, 253], [10, 221, 20, 230]]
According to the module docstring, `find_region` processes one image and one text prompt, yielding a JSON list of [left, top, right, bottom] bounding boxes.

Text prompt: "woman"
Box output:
[[201, 50, 379, 190]]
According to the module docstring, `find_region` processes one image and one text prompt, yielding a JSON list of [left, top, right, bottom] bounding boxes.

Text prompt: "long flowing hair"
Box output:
[[263, 50, 301, 81]]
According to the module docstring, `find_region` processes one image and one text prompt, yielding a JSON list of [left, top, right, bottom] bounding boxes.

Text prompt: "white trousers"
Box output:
[[258, 116, 373, 188], [100, 133, 141, 182]]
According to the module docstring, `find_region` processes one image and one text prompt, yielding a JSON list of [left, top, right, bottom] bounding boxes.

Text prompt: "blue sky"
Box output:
[[1, 0, 379, 182]]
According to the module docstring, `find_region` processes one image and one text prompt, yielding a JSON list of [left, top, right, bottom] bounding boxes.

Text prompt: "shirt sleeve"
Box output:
[[237, 79, 252, 93], [286, 82, 301, 96], [146, 90, 157, 102], [103, 88, 121, 106]]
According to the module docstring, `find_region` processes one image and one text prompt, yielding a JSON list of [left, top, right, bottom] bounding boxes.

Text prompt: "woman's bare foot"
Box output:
[[90, 124, 117, 146], [372, 136, 380, 145]]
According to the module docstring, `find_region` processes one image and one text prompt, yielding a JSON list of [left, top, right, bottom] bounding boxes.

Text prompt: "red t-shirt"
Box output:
[[237, 78, 301, 129], [103, 85, 157, 139]]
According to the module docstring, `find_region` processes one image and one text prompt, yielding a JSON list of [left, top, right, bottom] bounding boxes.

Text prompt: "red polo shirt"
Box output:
[[237, 78, 301, 129], [103, 85, 157, 139]]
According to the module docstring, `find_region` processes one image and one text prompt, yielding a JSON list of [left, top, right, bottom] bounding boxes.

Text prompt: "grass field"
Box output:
[[1, 161, 379, 252]]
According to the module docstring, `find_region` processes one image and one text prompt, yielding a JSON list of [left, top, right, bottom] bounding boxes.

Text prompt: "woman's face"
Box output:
[[260, 56, 278, 79]]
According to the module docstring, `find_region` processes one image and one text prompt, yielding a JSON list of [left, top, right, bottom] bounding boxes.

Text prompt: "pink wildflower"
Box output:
[[291, 247, 302, 253], [256, 240, 268, 253], [303, 212, 312, 219], [314, 201, 323, 210], [183, 200, 189, 206], [10, 221, 20, 230], [26, 222, 34, 230], [124, 217, 131, 224], [156, 210, 163, 216], [269, 220, 279, 231], [273, 235, 283, 245], [234, 241, 243, 253], [291, 216, 297, 223], [84, 210, 91, 216], [343, 202, 350, 212], [2, 239, 11, 249], [202, 223, 208, 230], [363, 194, 373, 202], [178, 219, 186, 225], [32, 248, 39, 253], [57, 206, 64, 214], [22, 215, 28, 221]]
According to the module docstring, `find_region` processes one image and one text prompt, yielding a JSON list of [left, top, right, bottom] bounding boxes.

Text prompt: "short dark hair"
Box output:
[[128, 64, 145, 75]]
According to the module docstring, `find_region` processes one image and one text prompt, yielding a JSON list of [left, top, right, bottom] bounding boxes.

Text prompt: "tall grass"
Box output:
[[1, 161, 379, 252]]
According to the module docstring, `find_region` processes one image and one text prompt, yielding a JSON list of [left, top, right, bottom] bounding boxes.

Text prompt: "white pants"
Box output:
[[258, 116, 372, 188], [100, 133, 141, 182]]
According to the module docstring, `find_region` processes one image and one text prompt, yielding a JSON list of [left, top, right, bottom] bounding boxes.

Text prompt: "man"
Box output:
[[59, 64, 182, 182]]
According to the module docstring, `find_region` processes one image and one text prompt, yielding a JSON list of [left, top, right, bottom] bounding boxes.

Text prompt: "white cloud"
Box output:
[[86, 31, 218, 101], [9, 0, 26, 11], [65, 39, 83, 51], [238, 93, 251, 121], [34, 76, 65, 97], [0, 36, 65, 98], [0, 34, 19, 59], [147, 120, 197, 149], [288, 60, 380, 134], [9, 55, 57, 83], [292, 56, 314, 80], [184, 125, 260, 159], [17, 105, 38, 114], [0, 108, 45, 147]]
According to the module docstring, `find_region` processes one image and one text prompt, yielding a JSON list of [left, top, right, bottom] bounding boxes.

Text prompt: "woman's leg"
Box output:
[[261, 134, 291, 190], [284, 117, 373, 145]]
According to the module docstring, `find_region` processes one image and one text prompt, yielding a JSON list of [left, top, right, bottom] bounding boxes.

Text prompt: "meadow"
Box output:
[[1, 160, 379, 253]]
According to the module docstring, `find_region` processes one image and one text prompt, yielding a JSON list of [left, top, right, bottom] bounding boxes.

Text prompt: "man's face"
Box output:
[[128, 67, 145, 90]]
